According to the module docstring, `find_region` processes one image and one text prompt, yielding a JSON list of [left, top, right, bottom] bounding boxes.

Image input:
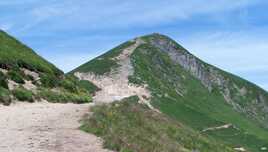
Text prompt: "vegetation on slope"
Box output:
[[12, 87, 34, 102], [0, 30, 93, 104], [71, 41, 135, 75], [0, 87, 11, 105], [142, 33, 268, 127], [75, 34, 268, 151], [81, 96, 234, 152], [129, 42, 268, 152], [0, 30, 62, 76]]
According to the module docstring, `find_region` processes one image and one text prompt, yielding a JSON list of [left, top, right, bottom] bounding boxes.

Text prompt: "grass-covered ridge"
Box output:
[[142, 33, 268, 127], [75, 33, 268, 151], [0, 30, 94, 105], [0, 30, 62, 76], [71, 40, 135, 75], [129, 40, 268, 152], [81, 96, 234, 152]]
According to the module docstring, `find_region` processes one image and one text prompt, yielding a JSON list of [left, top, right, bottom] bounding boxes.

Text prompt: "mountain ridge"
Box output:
[[75, 33, 268, 152], [0, 30, 94, 105], [1, 29, 268, 151]]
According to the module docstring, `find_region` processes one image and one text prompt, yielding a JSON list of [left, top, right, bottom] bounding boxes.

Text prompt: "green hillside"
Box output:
[[76, 33, 268, 152], [0, 30, 94, 105], [81, 96, 234, 152], [0, 30, 61, 76]]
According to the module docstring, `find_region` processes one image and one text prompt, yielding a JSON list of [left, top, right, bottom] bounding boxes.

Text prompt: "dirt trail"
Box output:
[[0, 102, 113, 152], [201, 124, 233, 132], [0, 38, 150, 152], [75, 38, 154, 111]]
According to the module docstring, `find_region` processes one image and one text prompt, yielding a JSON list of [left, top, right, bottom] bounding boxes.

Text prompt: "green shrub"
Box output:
[[25, 74, 34, 81], [37, 89, 92, 104], [128, 75, 143, 85], [60, 78, 77, 93], [78, 80, 99, 94], [7, 70, 25, 84], [0, 71, 8, 89], [40, 74, 59, 88], [0, 87, 11, 105], [59, 75, 99, 95], [13, 88, 34, 102], [66, 93, 92, 104]]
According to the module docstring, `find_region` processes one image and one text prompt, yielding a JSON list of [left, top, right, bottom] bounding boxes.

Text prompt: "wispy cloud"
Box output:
[[0, 0, 267, 90], [2, 0, 259, 33]]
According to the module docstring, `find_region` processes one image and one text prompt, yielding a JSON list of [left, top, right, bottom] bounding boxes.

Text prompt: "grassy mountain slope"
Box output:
[[81, 96, 234, 152], [70, 40, 136, 75], [0, 30, 94, 105], [129, 36, 268, 151], [0, 30, 61, 76], [75, 33, 268, 152]]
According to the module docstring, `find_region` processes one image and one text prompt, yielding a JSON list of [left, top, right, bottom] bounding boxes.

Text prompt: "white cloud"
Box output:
[[1, 0, 266, 91], [10, 0, 260, 32]]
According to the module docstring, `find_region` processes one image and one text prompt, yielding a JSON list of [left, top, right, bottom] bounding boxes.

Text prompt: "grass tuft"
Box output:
[[12, 87, 34, 102]]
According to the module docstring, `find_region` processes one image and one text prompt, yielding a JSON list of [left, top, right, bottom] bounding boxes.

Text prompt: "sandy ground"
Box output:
[[75, 38, 154, 111], [75, 38, 149, 104], [0, 101, 113, 152]]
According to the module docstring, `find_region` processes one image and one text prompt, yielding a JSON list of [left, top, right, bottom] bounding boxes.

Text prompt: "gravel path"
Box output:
[[74, 38, 152, 110], [0, 101, 113, 152]]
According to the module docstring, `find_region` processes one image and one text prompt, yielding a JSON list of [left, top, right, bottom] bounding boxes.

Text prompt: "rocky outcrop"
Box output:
[[147, 33, 268, 127]]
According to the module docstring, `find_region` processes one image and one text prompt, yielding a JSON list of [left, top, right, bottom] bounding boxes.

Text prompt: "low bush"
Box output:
[[59, 78, 77, 93], [37, 89, 92, 104], [0, 87, 11, 105], [40, 74, 59, 88], [7, 70, 25, 84], [0, 71, 8, 89], [25, 74, 34, 81], [59, 75, 99, 95], [78, 80, 99, 94], [13, 88, 34, 102]]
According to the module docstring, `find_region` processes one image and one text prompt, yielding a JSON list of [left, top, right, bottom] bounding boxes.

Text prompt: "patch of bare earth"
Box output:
[[0, 102, 113, 152], [201, 124, 234, 132], [75, 38, 156, 111]]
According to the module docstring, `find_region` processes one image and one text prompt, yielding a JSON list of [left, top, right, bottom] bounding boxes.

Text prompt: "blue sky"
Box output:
[[1, 0, 268, 90]]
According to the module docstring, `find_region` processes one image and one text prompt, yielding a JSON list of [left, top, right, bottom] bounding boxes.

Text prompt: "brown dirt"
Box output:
[[0, 101, 113, 152]]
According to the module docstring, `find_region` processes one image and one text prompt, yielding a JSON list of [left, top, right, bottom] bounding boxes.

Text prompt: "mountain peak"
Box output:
[[72, 33, 268, 151], [73, 32, 268, 128], [140, 32, 172, 41], [143, 32, 164, 37]]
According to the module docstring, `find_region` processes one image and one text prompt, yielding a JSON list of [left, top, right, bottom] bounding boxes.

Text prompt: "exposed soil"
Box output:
[[201, 124, 233, 132], [0, 101, 113, 152], [75, 38, 155, 110]]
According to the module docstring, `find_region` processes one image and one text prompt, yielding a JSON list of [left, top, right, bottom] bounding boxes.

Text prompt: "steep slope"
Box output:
[[81, 96, 234, 152], [0, 30, 61, 76], [0, 30, 93, 105], [73, 33, 268, 152]]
